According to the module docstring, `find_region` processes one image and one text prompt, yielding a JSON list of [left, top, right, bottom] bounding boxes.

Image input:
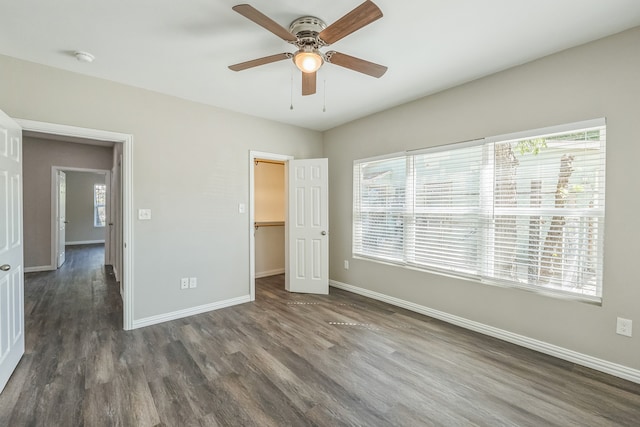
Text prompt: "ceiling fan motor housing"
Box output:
[[289, 16, 327, 48]]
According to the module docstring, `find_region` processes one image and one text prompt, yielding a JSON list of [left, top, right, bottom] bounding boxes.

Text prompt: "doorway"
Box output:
[[249, 151, 330, 300], [16, 119, 134, 330], [249, 151, 292, 300], [52, 167, 111, 269], [254, 158, 286, 285]]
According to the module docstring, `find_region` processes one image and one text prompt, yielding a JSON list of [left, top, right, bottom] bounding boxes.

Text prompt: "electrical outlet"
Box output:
[[180, 278, 189, 290], [616, 317, 633, 337], [344, 260, 349, 270], [189, 277, 197, 288]]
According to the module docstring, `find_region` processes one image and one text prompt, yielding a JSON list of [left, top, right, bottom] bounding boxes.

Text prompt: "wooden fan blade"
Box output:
[[318, 1, 383, 45], [229, 53, 291, 71], [326, 51, 387, 78], [232, 4, 297, 42], [302, 71, 317, 96]]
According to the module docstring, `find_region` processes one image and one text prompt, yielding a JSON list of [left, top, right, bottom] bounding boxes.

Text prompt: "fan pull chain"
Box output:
[[323, 80, 327, 113], [290, 71, 294, 110]]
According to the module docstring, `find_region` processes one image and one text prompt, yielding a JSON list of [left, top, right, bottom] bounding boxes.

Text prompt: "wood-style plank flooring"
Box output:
[[1, 244, 640, 426]]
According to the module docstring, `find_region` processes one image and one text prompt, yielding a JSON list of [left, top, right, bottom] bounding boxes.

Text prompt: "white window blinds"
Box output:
[[353, 154, 407, 263], [410, 144, 484, 278], [353, 119, 606, 301]]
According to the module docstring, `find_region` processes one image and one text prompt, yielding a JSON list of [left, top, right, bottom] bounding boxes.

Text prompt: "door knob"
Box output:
[[321, 231, 327, 236], [0, 264, 11, 271]]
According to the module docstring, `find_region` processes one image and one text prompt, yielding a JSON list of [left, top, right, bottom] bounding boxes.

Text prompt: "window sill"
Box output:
[[352, 255, 602, 306]]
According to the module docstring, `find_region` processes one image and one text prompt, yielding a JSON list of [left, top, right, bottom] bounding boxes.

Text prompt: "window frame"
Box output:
[[353, 118, 606, 304]]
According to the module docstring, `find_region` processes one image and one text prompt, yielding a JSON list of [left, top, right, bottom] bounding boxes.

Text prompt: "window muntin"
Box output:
[[353, 120, 606, 301]]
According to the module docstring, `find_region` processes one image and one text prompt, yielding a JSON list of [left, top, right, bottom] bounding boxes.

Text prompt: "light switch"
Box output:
[[238, 203, 246, 213], [138, 209, 152, 220]]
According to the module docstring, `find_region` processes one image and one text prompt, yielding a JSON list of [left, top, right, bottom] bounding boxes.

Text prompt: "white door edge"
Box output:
[[57, 170, 66, 268], [0, 110, 25, 394]]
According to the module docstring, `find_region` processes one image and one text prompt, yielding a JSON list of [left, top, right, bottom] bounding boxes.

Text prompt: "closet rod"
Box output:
[[254, 221, 285, 229], [255, 159, 285, 166]]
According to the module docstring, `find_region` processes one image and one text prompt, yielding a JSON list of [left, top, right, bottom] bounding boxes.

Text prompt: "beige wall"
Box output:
[[255, 226, 285, 278], [254, 161, 285, 222], [324, 27, 640, 371], [254, 161, 285, 277], [1, 54, 323, 319], [65, 171, 107, 244], [22, 137, 113, 268]]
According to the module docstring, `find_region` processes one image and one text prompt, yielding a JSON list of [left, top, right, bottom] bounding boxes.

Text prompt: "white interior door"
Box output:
[[56, 170, 66, 268], [286, 158, 329, 294], [0, 110, 25, 393]]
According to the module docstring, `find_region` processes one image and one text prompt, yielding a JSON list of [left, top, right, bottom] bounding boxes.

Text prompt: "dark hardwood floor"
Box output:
[[1, 245, 639, 426]]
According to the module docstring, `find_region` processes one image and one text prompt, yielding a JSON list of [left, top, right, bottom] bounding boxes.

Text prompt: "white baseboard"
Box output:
[[66, 240, 105, 245], [24, 265, 55, 273], [132, 294, 251, 329], [330, 279, 640, 384], [255, 268, 285, 279]]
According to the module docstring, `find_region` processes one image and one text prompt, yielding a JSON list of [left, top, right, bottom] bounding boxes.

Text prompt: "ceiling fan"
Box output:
[[228, 1, 388, 96]]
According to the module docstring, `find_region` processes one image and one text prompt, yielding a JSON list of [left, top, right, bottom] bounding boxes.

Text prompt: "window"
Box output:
[[94, 184, 106, 227], [353, 154, 407, 262], [353, 119, 606, 301]]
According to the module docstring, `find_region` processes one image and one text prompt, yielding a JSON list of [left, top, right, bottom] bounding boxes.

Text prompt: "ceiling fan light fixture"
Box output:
[[294, 50, 323, 73]]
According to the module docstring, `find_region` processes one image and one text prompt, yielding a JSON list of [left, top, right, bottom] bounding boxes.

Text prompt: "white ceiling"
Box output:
[[2, 0, 640, 131]]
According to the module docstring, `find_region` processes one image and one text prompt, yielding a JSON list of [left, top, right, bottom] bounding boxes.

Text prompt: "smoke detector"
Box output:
[[74, 51, 95, 63]]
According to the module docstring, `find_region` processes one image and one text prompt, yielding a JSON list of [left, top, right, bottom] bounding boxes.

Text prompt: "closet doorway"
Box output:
[[250, 151, 291, 300], [249, 150, 330, 300], [254, 158, 286, 279]]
